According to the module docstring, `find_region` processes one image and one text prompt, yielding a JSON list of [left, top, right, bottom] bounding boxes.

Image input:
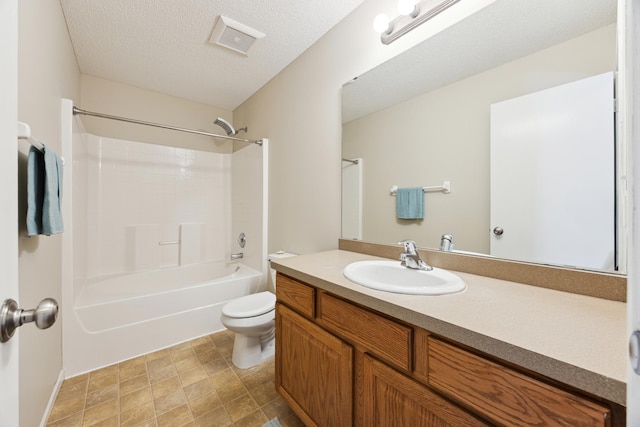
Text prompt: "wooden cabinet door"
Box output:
[[276, 303, 353, 426], [362, 355, 489, 427]]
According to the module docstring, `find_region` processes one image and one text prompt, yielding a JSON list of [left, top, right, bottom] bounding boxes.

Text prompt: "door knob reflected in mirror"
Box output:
[[493, 227, 504, 236], [0, 298, 58, 343]]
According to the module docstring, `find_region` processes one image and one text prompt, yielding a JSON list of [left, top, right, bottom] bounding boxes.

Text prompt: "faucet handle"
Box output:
[[398, 240, 417, 253], [440, 234, 454, 252]]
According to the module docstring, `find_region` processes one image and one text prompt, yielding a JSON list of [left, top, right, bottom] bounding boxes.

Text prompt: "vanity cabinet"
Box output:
[[275, 273, 614, 427]]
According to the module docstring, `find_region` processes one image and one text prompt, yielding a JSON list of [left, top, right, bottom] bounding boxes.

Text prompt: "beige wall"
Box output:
[[81, 75, 233, 153], [234, 0, 496, 255], [343, 24, 616, 253], [17, 1, 80, 426]]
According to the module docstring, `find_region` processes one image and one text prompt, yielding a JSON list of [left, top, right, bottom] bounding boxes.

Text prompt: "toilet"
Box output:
[[220, 251, 296, 369]]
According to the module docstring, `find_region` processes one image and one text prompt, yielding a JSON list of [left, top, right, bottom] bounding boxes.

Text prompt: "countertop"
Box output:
[[271, 249, 627, 406]]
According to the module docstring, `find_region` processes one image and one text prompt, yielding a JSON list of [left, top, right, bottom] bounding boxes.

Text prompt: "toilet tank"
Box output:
[[268, 251, 296, 291]]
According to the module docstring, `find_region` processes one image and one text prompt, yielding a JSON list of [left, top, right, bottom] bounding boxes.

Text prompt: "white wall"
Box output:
[[17, 1, 80, 426], [233, 0, 497, 255]]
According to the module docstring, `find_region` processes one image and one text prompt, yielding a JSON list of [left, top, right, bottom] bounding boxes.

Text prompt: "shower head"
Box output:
[[214, 117, 236, 136]]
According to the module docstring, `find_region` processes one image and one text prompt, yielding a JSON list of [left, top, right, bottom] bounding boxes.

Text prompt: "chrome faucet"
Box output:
[[440, 234, 454, 252], [230, 252, 244, 260], [398, 240, 432, 271]]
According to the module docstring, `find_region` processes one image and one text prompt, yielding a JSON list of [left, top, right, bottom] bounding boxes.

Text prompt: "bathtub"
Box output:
[[64, 261, 263, 377]]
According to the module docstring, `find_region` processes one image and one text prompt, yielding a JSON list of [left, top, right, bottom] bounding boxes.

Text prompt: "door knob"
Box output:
[[0, 298, 58, 343], [493, 227, 504, 236], [631, 330, 640, 375]]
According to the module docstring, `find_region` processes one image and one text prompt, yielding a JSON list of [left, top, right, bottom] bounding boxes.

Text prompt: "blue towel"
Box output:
[[26, 144, 64, 236], [396, 187, 424, 219]]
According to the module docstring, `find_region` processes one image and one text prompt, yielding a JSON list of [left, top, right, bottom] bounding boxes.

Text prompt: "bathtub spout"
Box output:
[[230, 252, 244, 260]]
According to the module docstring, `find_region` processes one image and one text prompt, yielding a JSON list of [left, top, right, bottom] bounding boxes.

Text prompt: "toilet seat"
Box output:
[[222, 292, 275, 318]]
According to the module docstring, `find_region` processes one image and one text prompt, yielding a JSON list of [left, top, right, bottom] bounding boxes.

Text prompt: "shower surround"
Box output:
[[74, 132, 232, 278], [61, 99, 267, 377]]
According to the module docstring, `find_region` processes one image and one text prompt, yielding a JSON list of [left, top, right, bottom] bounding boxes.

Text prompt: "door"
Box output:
[[490, 72, 615, 270], [0, 0, 20, 426], [621, 0, 640, 423]]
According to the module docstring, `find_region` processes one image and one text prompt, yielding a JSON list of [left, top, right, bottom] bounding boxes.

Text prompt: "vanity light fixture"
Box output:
[[374, 0, 461, 44]]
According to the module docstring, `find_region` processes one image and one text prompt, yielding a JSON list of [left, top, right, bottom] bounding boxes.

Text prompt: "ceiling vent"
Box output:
[[209, 16, 265, 56]]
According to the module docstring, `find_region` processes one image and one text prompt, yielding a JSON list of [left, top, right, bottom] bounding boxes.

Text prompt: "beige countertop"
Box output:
[[271, 249, 627, 406]]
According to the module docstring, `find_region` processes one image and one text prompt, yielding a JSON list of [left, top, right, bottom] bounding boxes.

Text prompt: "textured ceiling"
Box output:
[[343, 0, 617, 122], [60, 0, 366, 110]]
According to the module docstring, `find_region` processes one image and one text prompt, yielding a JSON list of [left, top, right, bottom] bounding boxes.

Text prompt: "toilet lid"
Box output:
[[222, 292, 276, 318]]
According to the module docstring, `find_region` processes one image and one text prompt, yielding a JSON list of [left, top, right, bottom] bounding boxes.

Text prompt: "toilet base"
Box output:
[[231, 332, 275, 369]]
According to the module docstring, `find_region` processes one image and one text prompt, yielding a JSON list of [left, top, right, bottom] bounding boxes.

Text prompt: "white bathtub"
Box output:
[[64, 262, 263, 376]]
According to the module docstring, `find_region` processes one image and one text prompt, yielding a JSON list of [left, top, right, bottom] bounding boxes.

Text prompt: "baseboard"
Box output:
[[40, 369, 64, 427]]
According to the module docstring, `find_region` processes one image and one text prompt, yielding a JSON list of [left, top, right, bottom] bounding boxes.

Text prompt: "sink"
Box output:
[[343, 260, 466, 295]]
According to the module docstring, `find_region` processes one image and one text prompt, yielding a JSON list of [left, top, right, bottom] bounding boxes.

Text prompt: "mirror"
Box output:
[[341, 0, 621, 273]]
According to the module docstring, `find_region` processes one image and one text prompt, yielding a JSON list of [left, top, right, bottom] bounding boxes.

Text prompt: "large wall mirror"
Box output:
[[341, 0, 623, 274]]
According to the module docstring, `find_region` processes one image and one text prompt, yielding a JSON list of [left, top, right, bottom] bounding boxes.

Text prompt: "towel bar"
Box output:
[[390, 181, 451, 194], [17, 122, 65, 165]]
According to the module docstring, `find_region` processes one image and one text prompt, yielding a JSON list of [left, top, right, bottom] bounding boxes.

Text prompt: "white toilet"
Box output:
[[220, 252, 296, 369]]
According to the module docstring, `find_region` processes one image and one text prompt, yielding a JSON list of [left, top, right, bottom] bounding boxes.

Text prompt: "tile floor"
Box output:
[[46, 330, 304, 427]]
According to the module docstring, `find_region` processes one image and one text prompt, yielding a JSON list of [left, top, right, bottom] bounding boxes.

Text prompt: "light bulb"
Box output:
[[397, 0, 418, 16], [373, 13, 391, 33]]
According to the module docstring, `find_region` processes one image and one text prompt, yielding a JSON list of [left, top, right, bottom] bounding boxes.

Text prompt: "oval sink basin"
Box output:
[[343, 260, 466, 295]]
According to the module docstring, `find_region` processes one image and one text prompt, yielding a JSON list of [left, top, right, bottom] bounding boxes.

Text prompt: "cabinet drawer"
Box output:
[[427, 338, 611, 426], [318, 292, 412, 371], [276, 274, 314, 318]]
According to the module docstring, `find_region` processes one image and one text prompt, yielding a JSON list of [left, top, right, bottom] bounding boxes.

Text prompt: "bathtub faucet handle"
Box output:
[[230, 252, 244, 260]]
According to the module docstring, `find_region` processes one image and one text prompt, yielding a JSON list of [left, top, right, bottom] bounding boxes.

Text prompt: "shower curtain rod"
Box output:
[[72, 106, 263, 146]]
